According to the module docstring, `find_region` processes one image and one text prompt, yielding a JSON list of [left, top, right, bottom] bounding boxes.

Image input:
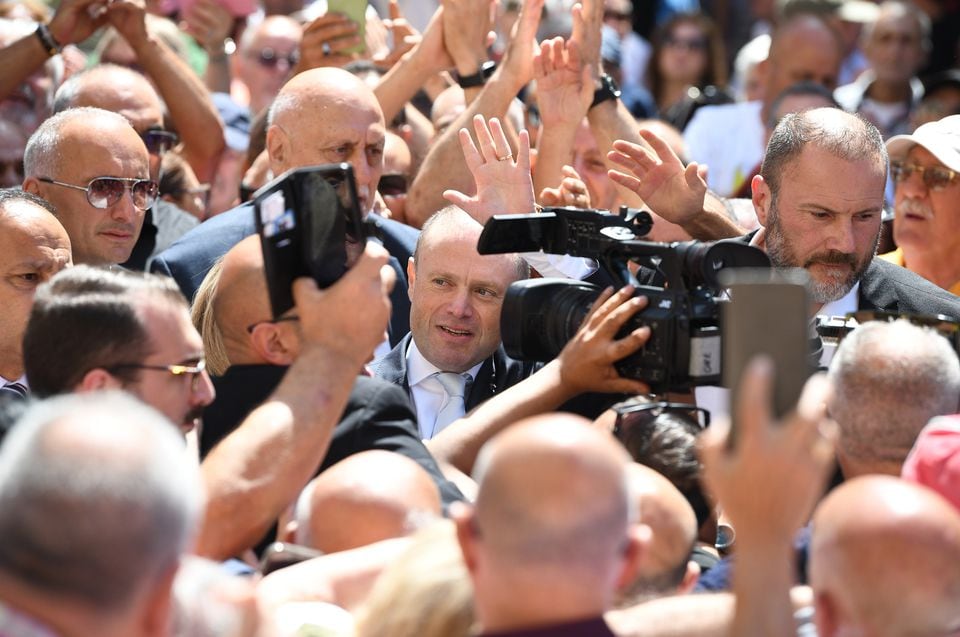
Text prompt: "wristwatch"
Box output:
[[590, 73, 621, 109], [458, 61, 497, 89]]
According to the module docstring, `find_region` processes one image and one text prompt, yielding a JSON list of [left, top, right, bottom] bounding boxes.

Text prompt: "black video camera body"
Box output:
[[478, 208, 769, 393]]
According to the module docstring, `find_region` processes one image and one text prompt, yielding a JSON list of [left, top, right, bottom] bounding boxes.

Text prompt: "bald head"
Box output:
[[810, 476, 960, 637], [472, 414, 633, 569], [210, 235, 278, 367], [53, 65, 164, 132], [620, 463, 698, 602], [266, 68, 385, 215], [764, 15, 843, 114], [294, 450, 442, 554]]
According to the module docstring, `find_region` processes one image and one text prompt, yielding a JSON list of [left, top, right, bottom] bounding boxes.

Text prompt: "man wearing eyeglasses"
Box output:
[[51, 64, 203, 269], [879, 115, 960, 294], [22, 265, 216, 436], [235, 15, 303, 118], [23, 107, 154, 267]]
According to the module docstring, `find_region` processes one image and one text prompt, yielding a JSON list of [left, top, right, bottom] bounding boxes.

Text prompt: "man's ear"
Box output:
[[407, 256, 416, 301], [249, 324, 297, 366], [265, 125, 287, 173], [616, 522, 652, 592], [22, 176, 42, 195], [77, 368, 124, 393], [752, 174, 772, 227], [451, 501, 479, 574], [677, 560, 700, 595]]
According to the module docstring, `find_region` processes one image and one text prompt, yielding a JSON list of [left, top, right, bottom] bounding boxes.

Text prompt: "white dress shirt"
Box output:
[[405, 340, 482, 440]]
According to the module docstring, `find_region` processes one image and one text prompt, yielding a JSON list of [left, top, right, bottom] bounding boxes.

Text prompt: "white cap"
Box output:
[[886, 115, 960, 172]]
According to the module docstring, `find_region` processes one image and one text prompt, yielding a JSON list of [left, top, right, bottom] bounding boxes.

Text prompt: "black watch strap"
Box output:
[[590, 74, 621, 109], [458, 61, 497, 88]]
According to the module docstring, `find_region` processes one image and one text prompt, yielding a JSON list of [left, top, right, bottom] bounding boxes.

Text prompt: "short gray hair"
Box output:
[[760, 108, 887, 205], [0, 392, 203, 611], [829, 320, 960, 465], [23, 107, 132, 179]]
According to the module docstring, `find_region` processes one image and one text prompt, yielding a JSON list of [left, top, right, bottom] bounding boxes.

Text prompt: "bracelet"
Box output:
[[34, 23, 62, 57]]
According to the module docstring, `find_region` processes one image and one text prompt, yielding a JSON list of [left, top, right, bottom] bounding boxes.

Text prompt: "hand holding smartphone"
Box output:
[[253, 164, 369, 318]]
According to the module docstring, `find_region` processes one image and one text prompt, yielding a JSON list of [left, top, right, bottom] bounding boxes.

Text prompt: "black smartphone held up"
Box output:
[[720, 268, 813, 447], [253, 163, 368, 317]]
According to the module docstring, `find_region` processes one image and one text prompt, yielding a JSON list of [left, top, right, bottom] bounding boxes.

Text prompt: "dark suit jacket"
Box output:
[[150, 203, 419, 347], [857, 257, 960, 318], [373, 333, 540, 412], [200, 365, 463, 509]]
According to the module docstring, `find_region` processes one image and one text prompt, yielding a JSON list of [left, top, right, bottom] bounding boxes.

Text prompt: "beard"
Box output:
[[765, 203, 879, 304]]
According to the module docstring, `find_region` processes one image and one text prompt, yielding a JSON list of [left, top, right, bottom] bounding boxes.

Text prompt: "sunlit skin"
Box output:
[[892, 146, 960, 290], [267, 69, 385, 216], [0, 202, 71, 380], [124, 299, 216, 435], [753, 145, 885, 309], [407, 220, 522, 373], [25, 116, 150, 265]]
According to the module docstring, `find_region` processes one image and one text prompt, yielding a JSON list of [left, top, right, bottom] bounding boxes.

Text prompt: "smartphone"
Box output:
[[259, 542, 324, 575], [253, 163, 368, 318], [326, 0, 367, 54], [720, 268, 813, 446]]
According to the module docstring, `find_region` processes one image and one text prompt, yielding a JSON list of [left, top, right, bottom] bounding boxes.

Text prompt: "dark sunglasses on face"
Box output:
[[140, 129, 179, 156], [890, 160, 960, 191], [664, 35, 708, 52], [253, 47, 300, 69], [37, 176, 159, 211], [377, 173, 408, 197], [612, 401, 710, 441]]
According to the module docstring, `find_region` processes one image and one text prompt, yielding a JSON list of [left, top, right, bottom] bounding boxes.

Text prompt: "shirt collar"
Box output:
[[405, 339, 483, 387]]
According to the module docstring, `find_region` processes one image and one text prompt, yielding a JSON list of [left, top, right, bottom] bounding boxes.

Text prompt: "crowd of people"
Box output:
[[1, 0, 960, 634]]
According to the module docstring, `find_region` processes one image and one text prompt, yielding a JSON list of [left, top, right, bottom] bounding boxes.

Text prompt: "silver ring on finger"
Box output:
[[322, 42, 332, 56]]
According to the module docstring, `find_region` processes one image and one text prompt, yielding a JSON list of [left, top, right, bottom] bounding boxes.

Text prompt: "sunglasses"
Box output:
[[141, 129, 179, 156], [664, 36, 708, 51], [252, 47, 300, 70], [377, 173, 408, 197], [37, 176, 159, 211], [890, 160, 959, 191], [612, 401, 710, 441]]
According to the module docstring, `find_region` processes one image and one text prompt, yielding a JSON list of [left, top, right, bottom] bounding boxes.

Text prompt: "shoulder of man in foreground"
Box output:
[[860, 257, 960, 319]]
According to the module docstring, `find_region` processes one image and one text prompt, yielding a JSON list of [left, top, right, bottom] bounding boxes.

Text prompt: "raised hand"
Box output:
[[442, 0, 495, 76], [569, 0, 603, 79], [608, 128, 709, 226], [48, 0, 110, 46], [533, 37, 593, 128], [557, 285, 652, 396], [105, 0, 149, 48], [443, 115, 535, 223], [499, 0, 545, 89], [371, 0, 421, 69], [296, 12, 361, 70], [180, 0, 233, 52], [539, 165, 592, 208]]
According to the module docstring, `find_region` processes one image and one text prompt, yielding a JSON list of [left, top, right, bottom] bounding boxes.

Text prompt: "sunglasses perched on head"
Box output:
[[37, 176, 159, 211], [890, 160, 959, 191], [663, 35, 708, 51], [612, 400, 710, 441], [140, 129, 179, 155]]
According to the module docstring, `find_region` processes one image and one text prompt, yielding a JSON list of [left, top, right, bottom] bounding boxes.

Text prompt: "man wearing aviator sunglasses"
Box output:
[[880, 115, 960, 294], [23, 107, 153, 266]]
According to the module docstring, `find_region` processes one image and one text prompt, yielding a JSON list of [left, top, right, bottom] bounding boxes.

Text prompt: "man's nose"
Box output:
[[109, 190, 139, 223], [828, 217, 857, 254], [899, 166, 930, 199], [192, 370, 216, 408], [446, 289, 474, 318]]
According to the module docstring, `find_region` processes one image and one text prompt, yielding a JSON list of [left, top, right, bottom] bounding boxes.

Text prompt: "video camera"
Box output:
[[477, 207, 770, 393]]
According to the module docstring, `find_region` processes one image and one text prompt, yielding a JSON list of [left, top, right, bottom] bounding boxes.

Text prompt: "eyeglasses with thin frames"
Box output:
[[251, 47, 299, 70], [890, 160, 960, 191], [108, 359, 208, 390], [37, 176, 159, 211]]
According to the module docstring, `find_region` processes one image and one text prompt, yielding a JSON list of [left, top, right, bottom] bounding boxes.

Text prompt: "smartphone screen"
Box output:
[[720, 268, 813, 445], [254, 164, 367, 317], [326, 0, 368, 54]]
